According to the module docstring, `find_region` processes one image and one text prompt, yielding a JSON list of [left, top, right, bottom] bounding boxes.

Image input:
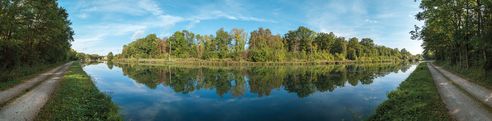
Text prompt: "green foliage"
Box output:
[[107, 52, 114, 61], [231, 28, 247, 60], [121, 34, 161, 58], [37, 62, 121, 121], [76, 53, 104, 62], [412, 0, 492, 69], [0, 0, 74, 81], [119, 26, 415, 62], [284, 26, 316, 52], [347, 37, 360, 60], [248, 28, 286, 62], [369, 63, 451, 121], [314, 32, 336, 52], [332, 37, 348, 59], [117, 63, 411, 98]]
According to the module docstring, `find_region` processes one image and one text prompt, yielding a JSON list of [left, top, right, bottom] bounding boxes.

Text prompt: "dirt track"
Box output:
[[0, 62, 72, 121], [428, 63, 492, 121], [432, 64, 492, 107]]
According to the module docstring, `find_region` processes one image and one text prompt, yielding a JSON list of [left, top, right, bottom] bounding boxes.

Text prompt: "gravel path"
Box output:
[[0, 63, 67, 105], [427, 63, 492, 121], [432, 64, 492, 108], [0, 62, 72, 121]]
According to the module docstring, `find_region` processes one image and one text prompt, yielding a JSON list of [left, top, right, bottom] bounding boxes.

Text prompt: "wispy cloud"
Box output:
[[66, 0, 184, 54], [64, 0, 274, 55], [60, 0, 422, 55], [304, 0, 423, 54], [182, 0, 276, 29]]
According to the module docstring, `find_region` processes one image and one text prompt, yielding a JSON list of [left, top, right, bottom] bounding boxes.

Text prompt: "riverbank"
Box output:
[[36, 62, 121, 121], [369, 63, 451, 121], [115, 58, 409, 66], [0, 63, 62, 90], [434, 61, 492, 89]]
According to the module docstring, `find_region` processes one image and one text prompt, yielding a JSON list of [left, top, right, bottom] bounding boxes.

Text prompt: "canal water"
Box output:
[[82, 62, 416, 121]]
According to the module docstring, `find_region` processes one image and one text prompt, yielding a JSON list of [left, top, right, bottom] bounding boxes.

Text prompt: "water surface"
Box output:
[[83, 63, 416, 121]]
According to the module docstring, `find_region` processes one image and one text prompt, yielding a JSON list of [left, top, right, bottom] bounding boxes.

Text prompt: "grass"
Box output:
[[0, 63, 62, 90], [36, 62, 121, 121], [434, 61, 492, 89], [368, 63, 452, 121]]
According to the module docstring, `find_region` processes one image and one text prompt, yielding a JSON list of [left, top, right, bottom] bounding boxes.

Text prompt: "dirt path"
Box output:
[[0, 63, 68, 105], [427, 63, 492, 121], [432, 64, 492, 107], [0, 62, 72, 121]]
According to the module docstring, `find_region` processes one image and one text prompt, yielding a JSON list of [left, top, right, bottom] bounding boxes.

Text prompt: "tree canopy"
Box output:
[[0, 0, 74, 79], [412, 0, 492, 69], [121, 26, 415, 62]]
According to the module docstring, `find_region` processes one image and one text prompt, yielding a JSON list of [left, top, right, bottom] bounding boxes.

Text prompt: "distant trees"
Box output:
[[0, 0, 74, 77], [231, 28, 246, 60], [76, 53, 104, 62], [284, 26, 316, 53], [215, 28, 230, 59], [121, 34, 161, 58], [107, 52, 114, 61], [412, 0, 492, 69], [248, 28, 285, 61], [120, 26, 414, 62]]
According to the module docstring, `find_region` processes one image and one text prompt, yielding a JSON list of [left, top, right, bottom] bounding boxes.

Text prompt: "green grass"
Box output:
[[434, 61, 492, 89], [0, 63, 62, 90], [36, 62, 121, 121], [368, 63, 452, 121]]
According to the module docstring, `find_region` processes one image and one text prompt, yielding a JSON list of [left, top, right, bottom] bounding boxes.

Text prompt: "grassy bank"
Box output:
[[434, 61, 492, 89], [36, 62, 121, 121], [0, 63, 62, 90], [369, 63, 451, 121]]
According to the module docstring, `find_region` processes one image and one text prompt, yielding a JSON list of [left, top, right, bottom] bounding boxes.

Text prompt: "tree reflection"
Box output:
[[115, 63, 412, 98]]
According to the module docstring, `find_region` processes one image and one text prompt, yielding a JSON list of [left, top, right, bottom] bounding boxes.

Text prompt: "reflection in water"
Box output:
[[83, 62, 416, 121], [118, 64, 410, 98]]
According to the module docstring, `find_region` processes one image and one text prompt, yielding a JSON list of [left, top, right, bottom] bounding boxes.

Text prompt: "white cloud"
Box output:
[[182, 0, 276, 29], [138, 0, 164, 16], [69, 0, 275, 55], [78, 13, 88, 19], [305, 0, 423, 54], [69, 0, 185, 55]]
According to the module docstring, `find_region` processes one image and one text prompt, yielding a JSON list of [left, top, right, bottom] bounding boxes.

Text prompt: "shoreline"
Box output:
[[112, 58, 413, 66], [369, 63, 451, 120], [36, 62, 121, 121]]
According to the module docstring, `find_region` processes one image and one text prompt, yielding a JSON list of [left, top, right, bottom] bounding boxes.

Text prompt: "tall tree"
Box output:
[[107, 52, 114, 61], [231, 28, 246, 60], [314, 32, 336, 52], [215, 28, 231, 59], [284, 26, 316, 53]]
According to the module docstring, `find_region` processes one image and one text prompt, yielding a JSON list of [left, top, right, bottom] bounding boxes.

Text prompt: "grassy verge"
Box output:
[[36, 62, 121, 121], [0, 63, 62, 90], [434, 61, 492, 89], [369, 63, 451, 121]]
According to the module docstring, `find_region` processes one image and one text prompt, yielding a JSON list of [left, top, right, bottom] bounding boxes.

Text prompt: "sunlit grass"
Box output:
[[36, 62, 121, 121]]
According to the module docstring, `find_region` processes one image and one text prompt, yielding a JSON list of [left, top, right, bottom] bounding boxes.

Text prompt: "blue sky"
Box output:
[[59, 0, 423, 55]]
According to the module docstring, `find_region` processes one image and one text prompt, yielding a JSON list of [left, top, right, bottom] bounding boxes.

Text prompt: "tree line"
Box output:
[[119, 26, 417, 62], [412, 0, 492, 69], [0, 0, 74, 78]]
